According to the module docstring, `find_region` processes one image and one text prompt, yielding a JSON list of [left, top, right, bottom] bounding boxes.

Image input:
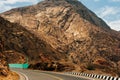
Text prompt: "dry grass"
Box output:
[[0, 71, 19, 80]]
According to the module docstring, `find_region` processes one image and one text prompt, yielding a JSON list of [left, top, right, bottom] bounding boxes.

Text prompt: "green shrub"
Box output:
[[86, 64, 95, 70]]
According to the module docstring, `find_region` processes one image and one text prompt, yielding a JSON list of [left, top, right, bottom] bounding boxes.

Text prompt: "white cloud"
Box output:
[[0, 0, 40, 13], [111, 0, 120, 2], [96, 6, 120, 18], [108, 20, 120, 31], [0, 2, 13, 13], [80, 0, 100, 2], [94, 0, 100, 2], [96, 6, 120, 31], [0, 0, 39, 4]]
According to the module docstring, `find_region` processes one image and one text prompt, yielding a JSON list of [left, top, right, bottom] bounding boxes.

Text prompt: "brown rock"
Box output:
[[29, 61, 75, 72], [0, 53, 9, 76], [0, 0, 120, 76]]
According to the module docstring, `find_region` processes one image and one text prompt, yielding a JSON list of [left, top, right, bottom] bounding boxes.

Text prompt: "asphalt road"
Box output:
[[12, 69, 89, 80]]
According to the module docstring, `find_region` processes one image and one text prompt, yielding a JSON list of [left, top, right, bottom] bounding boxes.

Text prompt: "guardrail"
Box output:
[[65, 72, 120, 80]]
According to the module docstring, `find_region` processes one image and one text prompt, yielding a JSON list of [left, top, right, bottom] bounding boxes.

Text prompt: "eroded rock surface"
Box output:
[[1, 0, 120, 76]]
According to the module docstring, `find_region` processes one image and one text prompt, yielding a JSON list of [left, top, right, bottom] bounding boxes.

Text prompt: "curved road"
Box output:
[[12, 69, 90, 80]]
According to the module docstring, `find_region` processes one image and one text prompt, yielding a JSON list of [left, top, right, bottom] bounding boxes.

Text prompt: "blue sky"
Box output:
[[0, 0, 120, 31]]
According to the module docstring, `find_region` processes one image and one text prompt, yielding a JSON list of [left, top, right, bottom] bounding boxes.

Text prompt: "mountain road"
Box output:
[[12, 68, 90, 80]]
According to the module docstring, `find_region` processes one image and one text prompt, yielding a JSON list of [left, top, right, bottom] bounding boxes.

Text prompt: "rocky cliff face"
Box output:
[[0, 16, 66, 63], [0, 19, 9, 77], [0, 53, 9, 76], [1, 0, 120, 76]]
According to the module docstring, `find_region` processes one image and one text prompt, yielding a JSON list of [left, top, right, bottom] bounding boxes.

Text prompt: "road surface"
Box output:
[[12, 68, 89, 80]]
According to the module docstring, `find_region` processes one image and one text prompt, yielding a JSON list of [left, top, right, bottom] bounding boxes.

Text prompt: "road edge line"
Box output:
[[19, 72, 29, 80], [12, 70, 29, 80]]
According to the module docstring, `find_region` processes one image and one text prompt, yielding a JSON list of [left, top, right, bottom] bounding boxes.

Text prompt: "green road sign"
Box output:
[[9, 63, 29, 69]]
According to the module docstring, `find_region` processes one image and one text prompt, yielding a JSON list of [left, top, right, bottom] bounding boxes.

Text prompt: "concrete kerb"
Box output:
[[65, 72, 120, 80]]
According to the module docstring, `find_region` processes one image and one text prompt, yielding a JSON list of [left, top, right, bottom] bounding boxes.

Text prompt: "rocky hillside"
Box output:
[[0, 16, 66, 63], [0, 52, 9, 76], [1, 0, 120, 76], [0, 51, 19, 79]]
